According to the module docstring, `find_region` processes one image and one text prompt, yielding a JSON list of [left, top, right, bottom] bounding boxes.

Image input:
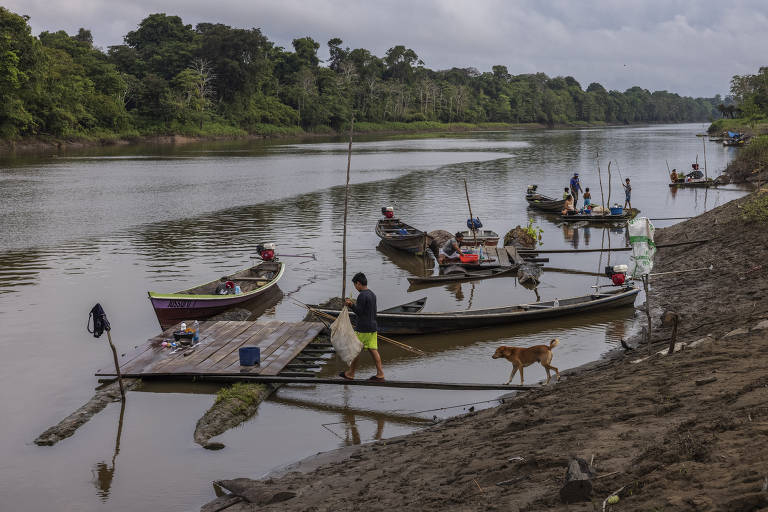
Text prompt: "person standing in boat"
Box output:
[[437, 232, 464, 264], [569, 173, 583, 207], [623, 178, 632, 209], [341, 273, 385, 382]]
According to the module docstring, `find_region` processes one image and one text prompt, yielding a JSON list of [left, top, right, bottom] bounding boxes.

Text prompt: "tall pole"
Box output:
[[702, 137, 708, 180], [342, 116, 354, 300], [106, 331, 125, 399], [597, 154, 605, 217], [463, 179, 479, 247]]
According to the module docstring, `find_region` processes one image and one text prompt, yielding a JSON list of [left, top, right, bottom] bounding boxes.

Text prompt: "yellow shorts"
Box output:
[[356, 331, 378, 350]]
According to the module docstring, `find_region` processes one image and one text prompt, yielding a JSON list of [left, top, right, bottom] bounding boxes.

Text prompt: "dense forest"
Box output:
[[1, 8, 723, 140]]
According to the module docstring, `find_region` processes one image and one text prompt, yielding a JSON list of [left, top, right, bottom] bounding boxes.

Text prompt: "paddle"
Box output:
[[291, 299, 426, 356]]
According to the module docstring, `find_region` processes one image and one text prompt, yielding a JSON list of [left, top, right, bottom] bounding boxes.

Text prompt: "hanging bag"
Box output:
[[330, 306, 363, 365]]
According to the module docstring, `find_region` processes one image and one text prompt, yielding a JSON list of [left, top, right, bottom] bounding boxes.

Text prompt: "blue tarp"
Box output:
[[727, 131, 741, 138]]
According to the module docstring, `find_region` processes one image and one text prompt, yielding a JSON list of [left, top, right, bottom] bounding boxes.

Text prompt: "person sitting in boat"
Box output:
[[438, 232, 464, 264], [583, 188, 592, 207], [670, 169, 678, 183], [562, 187, 570, 200], [561, 194, 576, 215]]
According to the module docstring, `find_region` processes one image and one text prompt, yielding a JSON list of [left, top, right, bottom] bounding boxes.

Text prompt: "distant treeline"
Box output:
[[0, 8, 724, 140]]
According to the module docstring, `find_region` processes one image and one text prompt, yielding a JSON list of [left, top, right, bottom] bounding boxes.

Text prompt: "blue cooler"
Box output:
[[610, 206, 623, 215], [239, 346, 260, 366]]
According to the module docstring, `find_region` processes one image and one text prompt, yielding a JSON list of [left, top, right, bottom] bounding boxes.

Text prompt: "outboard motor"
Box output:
[[604, 264, 628, 286], [381, 206, 394, 219], [257, 242, 276, 261]]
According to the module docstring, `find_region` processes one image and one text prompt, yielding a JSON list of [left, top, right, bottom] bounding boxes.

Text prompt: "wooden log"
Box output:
[[559, 457, 595, 503]]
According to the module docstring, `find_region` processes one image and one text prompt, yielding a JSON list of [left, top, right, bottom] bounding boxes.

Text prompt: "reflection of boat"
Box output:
[[407, 265, 517, 286], [148, 261, 284, 329], [314, 286, 639, 335], [525, 185, 566, 212], [375, 219, 428, 255], [376, 242, 433, 276], [458, 229, 500, 247], [559, 209, 639, 223]]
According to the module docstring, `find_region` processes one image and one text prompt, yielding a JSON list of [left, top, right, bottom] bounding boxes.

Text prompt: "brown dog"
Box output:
[[492, 339, 560, 385]]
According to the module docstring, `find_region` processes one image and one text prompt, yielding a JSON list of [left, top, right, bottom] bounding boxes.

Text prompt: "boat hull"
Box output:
[[458, 230, 500, 247], [316, 287, 639, 334], [526, 194, 566, 212], [376, 219, 428, 254]]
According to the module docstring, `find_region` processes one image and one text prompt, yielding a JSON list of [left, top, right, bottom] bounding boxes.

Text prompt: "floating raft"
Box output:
[[96, 320, 326, 378]]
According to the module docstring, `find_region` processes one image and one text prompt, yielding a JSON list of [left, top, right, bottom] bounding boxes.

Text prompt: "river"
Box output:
[[0, 124, 745, 511]]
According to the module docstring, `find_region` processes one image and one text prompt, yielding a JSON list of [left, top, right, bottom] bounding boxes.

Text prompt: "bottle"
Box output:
[[553, 297, 560, 308], [193, 320, 199, 342], [180, 322, 187, 332]]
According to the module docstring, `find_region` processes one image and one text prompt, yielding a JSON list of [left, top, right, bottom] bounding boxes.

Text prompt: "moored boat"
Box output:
[[559, 208, 639, 223], [314, 286, 639, 334], [458, 229, 500, 247], [525, 185, 566, 212], [407, 265, 517, 286], [375, 218, 429, 255], [148, 261, 285, 329]]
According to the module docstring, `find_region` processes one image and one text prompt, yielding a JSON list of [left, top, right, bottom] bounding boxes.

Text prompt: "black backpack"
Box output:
[[87, 303, 111, 338]]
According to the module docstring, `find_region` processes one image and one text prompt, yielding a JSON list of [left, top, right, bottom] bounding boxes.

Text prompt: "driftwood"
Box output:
[[504, 226, 536, 248], [560, 457, 595, 503]]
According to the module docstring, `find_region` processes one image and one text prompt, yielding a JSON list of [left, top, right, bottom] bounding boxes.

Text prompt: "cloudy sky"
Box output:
[[7, 0, 768, 97]]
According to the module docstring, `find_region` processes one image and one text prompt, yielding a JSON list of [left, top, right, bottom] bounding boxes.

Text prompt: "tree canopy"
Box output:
[[0, 8, 723, 139]]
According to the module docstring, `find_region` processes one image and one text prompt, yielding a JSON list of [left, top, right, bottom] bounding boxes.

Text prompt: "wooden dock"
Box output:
[[96, 319, 534, 392], [96, 320, 326, 378]]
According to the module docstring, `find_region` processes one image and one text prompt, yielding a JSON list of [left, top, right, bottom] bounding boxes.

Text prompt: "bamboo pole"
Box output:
[[106, 331, 125, 399], [597, 154, 605, 217], [341, 116, 354, 299], [702, 137, 708, 180], [607, 161, 612, 209], [463, 178, 479, 248]]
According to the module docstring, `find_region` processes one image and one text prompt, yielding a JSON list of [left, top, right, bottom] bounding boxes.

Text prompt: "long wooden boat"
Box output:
[[669, 179, 716, 188], [458, 229, 500, 247], [375, 218, 428, 255], [407, 265, 517, 286], [314, 286, 639, 334], [148, 261, 285, 329], [559, 210, 639, 223], [526, 192, 566, 212]]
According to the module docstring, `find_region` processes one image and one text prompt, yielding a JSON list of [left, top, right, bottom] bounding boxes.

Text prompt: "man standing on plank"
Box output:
[[340, 272, 385, 382], [569, 172, 583, 207]]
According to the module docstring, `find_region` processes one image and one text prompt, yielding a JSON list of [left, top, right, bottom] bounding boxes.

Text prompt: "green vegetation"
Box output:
[[741, 191, 768, 223], [215, 382, 267, 414], [1, 7, 722, 142], [708, 66, 768, 135]]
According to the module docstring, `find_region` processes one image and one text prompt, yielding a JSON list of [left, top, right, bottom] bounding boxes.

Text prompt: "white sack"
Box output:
[[330, 306, 363, 365], [628, 217, 656, 277]]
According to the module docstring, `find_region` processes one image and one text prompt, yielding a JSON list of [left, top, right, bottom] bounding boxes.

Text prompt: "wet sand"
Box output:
[[204, 190, 768, 511]]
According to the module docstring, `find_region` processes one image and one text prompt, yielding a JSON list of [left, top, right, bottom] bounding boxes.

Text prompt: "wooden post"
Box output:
[[106, 331, 125, 399], [341, 116, 354, 299], [643, 276, 652, 354], [607, 161, 612, 210], [560, 458, 594, 503], [702, 137, 708, 180], [597, 155, 605, 217], [463, 178, 479, 247], [668, 314, 678, 355]]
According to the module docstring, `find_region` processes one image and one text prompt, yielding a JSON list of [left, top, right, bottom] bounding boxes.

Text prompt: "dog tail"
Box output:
[[549, 338, 559, 350]]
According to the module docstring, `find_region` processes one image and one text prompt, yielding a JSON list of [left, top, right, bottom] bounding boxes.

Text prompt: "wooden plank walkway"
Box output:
[[96, 320, 325, 378]]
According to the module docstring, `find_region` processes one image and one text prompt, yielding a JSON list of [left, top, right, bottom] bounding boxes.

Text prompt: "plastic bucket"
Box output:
[[239, 346, 260, 366], [610, 207, 623, 215]]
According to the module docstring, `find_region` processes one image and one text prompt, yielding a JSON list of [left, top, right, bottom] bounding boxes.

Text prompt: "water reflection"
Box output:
[[91, 399, 125, 501]]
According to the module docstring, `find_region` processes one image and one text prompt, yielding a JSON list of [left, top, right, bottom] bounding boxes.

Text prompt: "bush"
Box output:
[[741, 191, 768, 223]]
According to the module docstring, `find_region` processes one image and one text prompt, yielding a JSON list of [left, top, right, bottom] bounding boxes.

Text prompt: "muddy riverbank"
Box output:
[[203, 190, 768, 511]]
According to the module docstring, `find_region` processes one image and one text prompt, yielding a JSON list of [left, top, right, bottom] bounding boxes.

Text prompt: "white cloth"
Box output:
[[330, 306, 363, 365], [628, 217, 656, 277]]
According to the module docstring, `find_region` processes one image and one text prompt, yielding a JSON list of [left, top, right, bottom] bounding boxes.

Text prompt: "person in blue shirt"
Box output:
[[569, 173, 583, 206], [341, 272, 385, 382]]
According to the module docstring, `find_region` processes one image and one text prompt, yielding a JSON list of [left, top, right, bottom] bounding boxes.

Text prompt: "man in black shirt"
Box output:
[[341, 272, 385, 381]]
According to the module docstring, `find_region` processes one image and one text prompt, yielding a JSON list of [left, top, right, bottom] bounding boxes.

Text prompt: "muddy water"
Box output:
[[0, 125, 745, 511]]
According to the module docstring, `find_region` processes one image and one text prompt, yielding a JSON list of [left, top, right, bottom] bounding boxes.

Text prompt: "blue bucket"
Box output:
[[610, 207, 623, 215], [239, 346, 260, 366]]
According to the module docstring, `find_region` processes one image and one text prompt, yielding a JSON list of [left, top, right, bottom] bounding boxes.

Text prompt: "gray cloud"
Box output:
[[6, 0, 768, 97]]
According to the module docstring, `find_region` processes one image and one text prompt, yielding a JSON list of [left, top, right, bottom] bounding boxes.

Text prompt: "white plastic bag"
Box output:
[[330, 306, 363, 366], [628, 217, 656, 277]]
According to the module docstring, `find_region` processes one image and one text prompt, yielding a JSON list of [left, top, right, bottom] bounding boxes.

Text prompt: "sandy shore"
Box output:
[[203, 191, 768, 511]]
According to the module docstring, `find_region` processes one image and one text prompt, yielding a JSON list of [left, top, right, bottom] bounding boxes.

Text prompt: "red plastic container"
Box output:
[[459, 253, 479, 264], [384, 210, 394, 218]]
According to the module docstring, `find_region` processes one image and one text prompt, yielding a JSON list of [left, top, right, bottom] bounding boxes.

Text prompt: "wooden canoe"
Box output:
[[376, 219, 429, 255], [668, 179, 716, 188], [458, 229, 500, 247], [559, 209, 639, 223], [148, 261, 285, 329], [526, 192, 566, 212], [315, 286, 639, 334], [407, 265, 517, 286]]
